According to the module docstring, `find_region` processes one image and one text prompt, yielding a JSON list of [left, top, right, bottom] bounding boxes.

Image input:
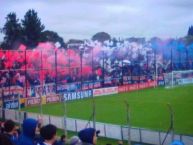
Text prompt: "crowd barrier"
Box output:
[[1, 108, 193, 145]]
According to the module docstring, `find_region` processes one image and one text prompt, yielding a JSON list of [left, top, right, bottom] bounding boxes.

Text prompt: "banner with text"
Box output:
[[62, 90, 93, 101], [118, 80, 157, 93], [26, 97, 41, 106], [3, 99, 19, 109], [46, 94, 60, 103], [27, 84, 56, 98], [93, 87, 118, 97]]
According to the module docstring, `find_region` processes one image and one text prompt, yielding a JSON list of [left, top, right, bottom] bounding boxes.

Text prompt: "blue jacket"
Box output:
[[54, 140, 65, 145], [170, 140, 184, 145], [4, 133, 18, 145], [17, 118, 38, 145]]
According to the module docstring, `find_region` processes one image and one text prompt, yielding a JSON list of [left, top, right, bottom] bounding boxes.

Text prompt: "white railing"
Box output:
[[1, 108, 193, 145]]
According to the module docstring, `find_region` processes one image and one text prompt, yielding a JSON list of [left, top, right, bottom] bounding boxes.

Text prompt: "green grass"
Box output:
[[23, 85, 193, 136]]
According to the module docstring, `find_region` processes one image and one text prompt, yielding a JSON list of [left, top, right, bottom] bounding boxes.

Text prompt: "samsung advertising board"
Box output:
[[62, 90, 93, 101]]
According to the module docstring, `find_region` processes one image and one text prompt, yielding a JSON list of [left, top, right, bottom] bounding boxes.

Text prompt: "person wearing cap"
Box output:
[[69, 136, 81, 145], [17, 118, 38, 145], [170, 140, 184, 145], [78, 128, 98, 145]]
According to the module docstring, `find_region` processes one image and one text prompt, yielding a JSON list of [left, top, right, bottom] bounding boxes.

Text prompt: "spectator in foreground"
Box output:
[[0, 121, 5, 133], [3, 120, 18, 145], [17, 118, 38, 145], [69, 136, 81, 145], [78, 128, 98, 145], [170, 140, 184, 145], [34, 121, 44, 144], [39, 124, 57, 145], [0, 133, 14, 145]]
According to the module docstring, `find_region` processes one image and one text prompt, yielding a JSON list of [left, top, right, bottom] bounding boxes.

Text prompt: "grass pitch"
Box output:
[[24, 85, 193, 136]]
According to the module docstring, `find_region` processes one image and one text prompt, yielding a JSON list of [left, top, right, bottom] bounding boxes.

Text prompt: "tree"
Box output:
[[40, 30, 66, 48], [0, 12, 22, 49], [188, 26, 193, 36], [185, 26, 193, 45], [92, 32, 111, 43], [22, 9, 45, 48]]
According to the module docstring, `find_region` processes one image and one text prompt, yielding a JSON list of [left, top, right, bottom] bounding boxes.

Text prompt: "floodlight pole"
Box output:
[[55, 50, 58, 93], [146, 51, 149, 71], [80, 47, 84, 90], [155, 59, 158, 88], [154, 48, 157, 88], [138, 47, 140, 87], [185, 47, 189, 70], [171, 44, 174, 88], [1, 89, 5, 121], [91, 46, 96, 129], [102, 51, 105, 87], [8, 52, 11, 100], [92, 46, 94, 89], [125, 101, 131, 145], [171, 71, 174, 88], [121, 58, 124, 85], [39, 51, 43, 115], [25, 50, 27, 98], [68, 48, 71, 84], [18, 94, 22, 129]]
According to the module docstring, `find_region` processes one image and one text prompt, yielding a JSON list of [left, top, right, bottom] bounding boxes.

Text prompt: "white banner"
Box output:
[[93, 87, 118, 97]]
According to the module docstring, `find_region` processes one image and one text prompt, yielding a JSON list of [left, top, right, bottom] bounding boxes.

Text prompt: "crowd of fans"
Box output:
[[0, 119, 124, 145], [0, 118, 185, 145], [0, 39, 193, 94]]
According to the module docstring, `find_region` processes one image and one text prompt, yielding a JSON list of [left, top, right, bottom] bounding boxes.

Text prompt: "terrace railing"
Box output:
[[1, 108, 193, 145]]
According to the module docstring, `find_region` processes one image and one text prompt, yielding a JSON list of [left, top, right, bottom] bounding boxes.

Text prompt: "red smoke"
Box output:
[[0, 42, 95, 83]]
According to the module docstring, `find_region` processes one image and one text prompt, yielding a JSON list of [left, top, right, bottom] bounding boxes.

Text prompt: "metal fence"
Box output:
[[1, 108, 193, 145], [2, 47, 192, 99]]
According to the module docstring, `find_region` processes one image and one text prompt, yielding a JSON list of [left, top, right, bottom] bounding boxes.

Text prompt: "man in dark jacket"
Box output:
[[3, 120, 18, 145], [17, 118, 38, 145], [39, 124, 57, 145], [78, 128, 98, 145], [0, 133, 14, 145]]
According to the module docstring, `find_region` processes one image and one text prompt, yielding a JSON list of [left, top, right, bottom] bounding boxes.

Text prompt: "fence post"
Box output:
[[180, 134, 182, 142], [139, 128, 142, 143], [75, 119, 78, 132], [104, 124, 106, 137], [125, 101, 131, 145], [24, 111, 27, 120], [121, 126, 124, 141], [49, 115, 51, 124], [159, 131, 161, 145]]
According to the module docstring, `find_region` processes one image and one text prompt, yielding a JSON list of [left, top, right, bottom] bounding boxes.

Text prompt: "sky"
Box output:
[[0, 0, 193, 42]]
